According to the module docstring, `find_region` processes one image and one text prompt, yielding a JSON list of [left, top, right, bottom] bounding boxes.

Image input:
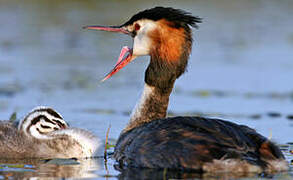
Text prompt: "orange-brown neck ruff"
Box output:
[[145, 19, 192, 93], [150, 19, 185, 64], [149, 19, 185, 64]]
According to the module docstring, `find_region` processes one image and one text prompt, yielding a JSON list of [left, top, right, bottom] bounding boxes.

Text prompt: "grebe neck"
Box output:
[[124, 25, 192, 132], [124, 56, 178, 132], [125, 83, 174, 132]]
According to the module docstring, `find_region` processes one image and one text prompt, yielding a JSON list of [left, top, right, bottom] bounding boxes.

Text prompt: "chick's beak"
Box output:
[[84, 25, 136, 81]]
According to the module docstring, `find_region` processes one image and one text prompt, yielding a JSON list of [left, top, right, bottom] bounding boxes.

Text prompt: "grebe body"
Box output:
[[114, 116, 286, 172], [85, 7, 288, 173]]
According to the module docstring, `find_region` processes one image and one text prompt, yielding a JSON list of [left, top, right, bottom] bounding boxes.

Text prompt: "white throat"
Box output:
[[129, 84, 155, 123], [125, 82, 172, 132]]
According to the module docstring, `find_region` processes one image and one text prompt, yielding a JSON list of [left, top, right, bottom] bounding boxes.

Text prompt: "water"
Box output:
[[0, 0, 292, 179]]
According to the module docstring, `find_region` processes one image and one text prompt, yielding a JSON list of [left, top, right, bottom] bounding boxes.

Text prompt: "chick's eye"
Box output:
[[134, 23, 140, 31]]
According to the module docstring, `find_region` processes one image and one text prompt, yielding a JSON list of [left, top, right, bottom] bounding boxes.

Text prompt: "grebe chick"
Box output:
[[84, 7, 288, 173], [0, 107, 100, 159]]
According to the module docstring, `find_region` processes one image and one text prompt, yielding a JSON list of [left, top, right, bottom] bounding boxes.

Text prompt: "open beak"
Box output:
[[83, 25, 136, 81], [101, 46, 136, 82]]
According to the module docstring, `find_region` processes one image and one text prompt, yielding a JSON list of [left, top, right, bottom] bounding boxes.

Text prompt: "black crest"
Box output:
[[122, 7, 202, 28]]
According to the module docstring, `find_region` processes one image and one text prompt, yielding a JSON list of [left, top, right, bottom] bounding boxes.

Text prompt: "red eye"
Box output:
[[134, 23, 140, 31]]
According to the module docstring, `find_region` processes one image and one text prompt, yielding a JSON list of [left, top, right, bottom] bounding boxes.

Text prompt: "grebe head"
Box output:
[[84, 7, 201, 82], [18, 106, 68, 139]]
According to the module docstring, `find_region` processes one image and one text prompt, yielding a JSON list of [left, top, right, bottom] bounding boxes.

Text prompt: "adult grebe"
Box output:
[[84, 7, 287, 173], [0, 107, 100, 159]]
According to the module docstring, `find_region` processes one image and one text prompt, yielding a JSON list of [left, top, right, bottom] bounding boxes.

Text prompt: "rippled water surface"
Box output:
[[0, 0, 292, 179]]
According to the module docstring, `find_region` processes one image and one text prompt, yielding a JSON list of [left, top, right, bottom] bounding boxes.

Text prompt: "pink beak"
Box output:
[[101, 46, 134, 82], [83, 25, 130, 35], [84, 25, 136, 81]]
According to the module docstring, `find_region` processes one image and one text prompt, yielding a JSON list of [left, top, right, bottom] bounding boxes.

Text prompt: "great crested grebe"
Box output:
[[84, 7, 288, 173], [0, 107, 100, 159]]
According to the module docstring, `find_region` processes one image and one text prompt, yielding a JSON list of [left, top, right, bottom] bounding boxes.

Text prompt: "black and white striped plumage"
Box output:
[[0, 107, 100, 159], [18, 106, 68, 139]]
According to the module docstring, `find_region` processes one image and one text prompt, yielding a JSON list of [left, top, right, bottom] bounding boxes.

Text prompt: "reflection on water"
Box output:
[[0, 0, 292, 179], [115, 166, 292, 180], [0, 152, 291, 179], [0, 158, 103, 179]]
